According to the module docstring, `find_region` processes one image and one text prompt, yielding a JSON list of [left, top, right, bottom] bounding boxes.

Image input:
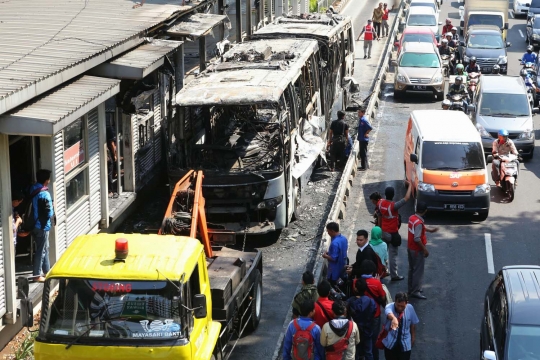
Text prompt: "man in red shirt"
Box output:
[[313, 280, 335, 328], [381, 3, 394, 38], [407, 201, 438, 300], [369, 184, 412, 281], [442, 18, 453, 37], [361, 260, 387, 360]]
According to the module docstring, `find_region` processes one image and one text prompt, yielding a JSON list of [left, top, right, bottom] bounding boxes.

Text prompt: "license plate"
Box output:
[[445, 204, 465, 211], [412, 85, 426, 90], [482, 67, 492, 73]]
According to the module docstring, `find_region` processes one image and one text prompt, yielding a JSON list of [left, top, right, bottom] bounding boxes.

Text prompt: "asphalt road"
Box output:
[[339, 1, 540, 359]]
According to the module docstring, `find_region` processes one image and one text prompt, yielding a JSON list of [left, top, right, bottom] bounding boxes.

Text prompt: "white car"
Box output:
[[514, 0, 530, 16], [402, 6, 443, 41], [409, 0, 440, 14]]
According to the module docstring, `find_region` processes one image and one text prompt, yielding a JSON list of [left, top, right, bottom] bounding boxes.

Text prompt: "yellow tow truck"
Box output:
[[26, 170, 263, 359]]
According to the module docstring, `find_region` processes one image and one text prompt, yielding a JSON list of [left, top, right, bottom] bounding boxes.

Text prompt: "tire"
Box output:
[[394, 90, 402, 100], [292, 178, 302, 220], [435, 91, 444, 100], [508, 182, 515, 202], [477, 210, 489, 221], [246, 269, 262, 333]]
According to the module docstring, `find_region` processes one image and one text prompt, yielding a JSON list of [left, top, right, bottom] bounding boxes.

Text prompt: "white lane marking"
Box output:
[[485, 233, 495, 274], [519, 29, 525, 38], [510, 10, 515, 19]]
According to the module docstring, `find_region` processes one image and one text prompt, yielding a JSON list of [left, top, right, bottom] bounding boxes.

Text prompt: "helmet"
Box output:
[[441, 38, 448, 44], [446, 18, 452, 24], [470, 56, 477, 63], [451, 26, 457, 31], [492, 64, 500, 74], [527, 45, 534, 53], [498, 129, 509, 136], [521, 69, 529, 78], [446, 32, 452, 38], [456, 63, 464, 71], [455, 76, 463, 84], [442, 99, 451, 108]]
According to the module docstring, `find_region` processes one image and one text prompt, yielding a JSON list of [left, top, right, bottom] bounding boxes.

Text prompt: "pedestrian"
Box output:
[[283, 299, 325, 360], [361, 260, 388, 360], [381, 292, 419, 360], [372, 3, 384, 38], [323, 222, 348, 286], [314, 279, 335, 328], [327, 111, 350, 171], [357, 20, 379, 59], [369, 226, 387, 270], [292, 271, 319, 317], [370, 184, 412, 282], [320, 300, 360, 360], [346, 229, 379, 280], [382, 3, 394, 37], [407, 201, 438, 299], [357, 106, 372, 171], [107, 125, 119, 198], [31, 169, 54, 282], [11, 190, 24, 248], [347, 277, 377, 360]]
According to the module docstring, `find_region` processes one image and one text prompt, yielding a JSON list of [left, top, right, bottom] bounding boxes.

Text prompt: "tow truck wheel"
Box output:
[[246, 269, 263, 332]]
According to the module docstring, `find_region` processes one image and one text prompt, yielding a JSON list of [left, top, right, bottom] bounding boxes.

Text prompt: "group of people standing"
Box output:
[[357, 3, 394, 59], [283, 182, 438, 360]]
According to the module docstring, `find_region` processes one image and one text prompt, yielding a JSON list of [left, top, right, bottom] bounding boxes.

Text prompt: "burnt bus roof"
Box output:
[[252, 14, 352, 42], [175, 38, 319, 107]]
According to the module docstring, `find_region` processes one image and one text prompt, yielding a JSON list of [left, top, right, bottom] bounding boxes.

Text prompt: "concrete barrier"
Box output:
[[271, 2, 405, 359]]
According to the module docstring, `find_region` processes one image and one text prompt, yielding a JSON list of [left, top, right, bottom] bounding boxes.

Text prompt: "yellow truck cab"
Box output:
[[32, 233, 262, 360]]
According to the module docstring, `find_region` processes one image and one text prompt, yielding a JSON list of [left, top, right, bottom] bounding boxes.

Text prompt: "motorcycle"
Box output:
[[445, 93, 467, 112], [441, 52, 455, 78], [493, 153, 520, 201], [467, 72, 480, 100]]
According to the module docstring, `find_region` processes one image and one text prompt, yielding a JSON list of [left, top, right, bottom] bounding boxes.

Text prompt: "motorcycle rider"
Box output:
[[492, 129, 518, 187], [492, 64, 502, 75], [445, 32, 458, 48], [465, 56, 481, 73], [439, 39, 454, 74], [441, 99, 451, 110], [447, 76, 469, 112], [520, 68, 537, 105], [521, 45, 537, 64], [442, 18, 453, 35], [451, 27, 459, 42], [454, 63, 467, 77]]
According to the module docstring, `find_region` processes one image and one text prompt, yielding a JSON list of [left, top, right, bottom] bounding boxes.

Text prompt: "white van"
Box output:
[[404, 110, 490, 220]]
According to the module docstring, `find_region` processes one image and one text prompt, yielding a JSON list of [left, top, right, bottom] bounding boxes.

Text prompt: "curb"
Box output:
[[270, 2, 405, 360]]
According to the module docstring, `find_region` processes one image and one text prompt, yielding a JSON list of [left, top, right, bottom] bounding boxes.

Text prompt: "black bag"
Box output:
[[20, 186, 48, 232], [390, 232, 402, 247]]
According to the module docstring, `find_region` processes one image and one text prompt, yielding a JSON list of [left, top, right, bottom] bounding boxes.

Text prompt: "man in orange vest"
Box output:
[[357, 19, 379, 59], [407, 201, 438, 300]]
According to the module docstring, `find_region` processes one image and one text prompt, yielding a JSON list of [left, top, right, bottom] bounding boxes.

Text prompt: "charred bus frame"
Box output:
[[168, 38, 324, 234]]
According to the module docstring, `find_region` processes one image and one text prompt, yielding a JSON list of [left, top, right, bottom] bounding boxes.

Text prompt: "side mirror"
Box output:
[[504, 22, 509, 30], [487, 155, 493, 163], [527, 23, 533, 27], [400, 21, 406, 26], [506, 42, 512, 47], [460, 41, 465, 46], [438, 21, 443, 25], [533, 107, 540, 114], [468, 104, 476, 112], [394, 41, 399, 47], [526, 2, 531, 6], [459, 5, 464, 10], [18, 277, 34, 328], [410, 153, 418, 164], [193, 294, 208, 319], [391, 59, 398, 66], [483, 350, 497, 360]]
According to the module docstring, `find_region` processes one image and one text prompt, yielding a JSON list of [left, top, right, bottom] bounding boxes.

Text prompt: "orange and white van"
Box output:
[[404, 110, 490, 220]]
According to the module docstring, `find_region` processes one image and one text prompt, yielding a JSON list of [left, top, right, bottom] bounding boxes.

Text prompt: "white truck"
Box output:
[[459, 0, 509, 40]]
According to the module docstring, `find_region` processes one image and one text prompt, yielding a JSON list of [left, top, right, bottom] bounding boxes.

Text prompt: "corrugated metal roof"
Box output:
[[0, 75, 120, 136], [167, 13, 227, 38], [48, 234, 202, 281], [176, 38, 319, 106], [0, 0, 206, 115], [89, 39, 183, 79]]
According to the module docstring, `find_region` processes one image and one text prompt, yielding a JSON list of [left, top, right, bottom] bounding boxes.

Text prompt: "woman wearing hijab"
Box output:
[[370, 226, 388, 268]]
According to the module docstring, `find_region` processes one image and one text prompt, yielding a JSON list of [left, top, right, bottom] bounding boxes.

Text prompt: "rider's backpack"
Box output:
[[292, 319, 316, 360], [325, 321, 354, 360]]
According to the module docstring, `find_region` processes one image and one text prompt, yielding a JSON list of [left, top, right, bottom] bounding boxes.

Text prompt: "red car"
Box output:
[[394, 27, 438, 56]]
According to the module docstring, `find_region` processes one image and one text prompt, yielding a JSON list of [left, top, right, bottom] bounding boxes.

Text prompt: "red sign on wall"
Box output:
[[64, 141, 85, 173]]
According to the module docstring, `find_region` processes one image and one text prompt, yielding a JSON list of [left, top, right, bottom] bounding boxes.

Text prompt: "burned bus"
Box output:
[[169, 38, 324, 234], [253, 14, 356, 121]]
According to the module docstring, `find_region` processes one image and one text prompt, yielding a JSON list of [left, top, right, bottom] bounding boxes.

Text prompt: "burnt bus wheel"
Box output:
[[246, 269, 262, 333]]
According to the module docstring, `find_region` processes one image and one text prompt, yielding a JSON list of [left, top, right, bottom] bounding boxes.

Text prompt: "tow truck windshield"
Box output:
[[421, 141, 484, 170], [40, 278, 184, 344]]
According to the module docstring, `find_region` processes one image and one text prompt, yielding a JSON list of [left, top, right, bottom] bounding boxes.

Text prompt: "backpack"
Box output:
[[374, 253, 388, 279], [325, 321, 354, 360], [20, 186, 48, 232], [292, 319, 316, 360]]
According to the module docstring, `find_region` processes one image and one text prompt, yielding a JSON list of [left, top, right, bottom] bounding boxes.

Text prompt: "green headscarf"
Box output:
[[370, 226, 383, 246]]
